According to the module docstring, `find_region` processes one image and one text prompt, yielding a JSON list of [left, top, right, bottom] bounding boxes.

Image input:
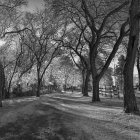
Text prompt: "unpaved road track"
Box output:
[[0, 94, 140, 140]]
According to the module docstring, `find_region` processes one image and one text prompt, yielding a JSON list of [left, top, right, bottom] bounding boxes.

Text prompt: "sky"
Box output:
[[0, 0, 44, 47], [23, 0, 45, 12], [0, 40, 5, 46]]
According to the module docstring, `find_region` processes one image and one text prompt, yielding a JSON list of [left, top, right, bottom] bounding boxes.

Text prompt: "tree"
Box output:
[[81, 0, 129, 102], [52, 0, 129, 101], [70, 51, 91, 96], [123, 0, 140, 113], [6, 42, 25, 97], [0, 61, 5, 107], [136, 48, 140, 90], [44, 57, 82, 92], [54, 18, 91, 96], [18, 10, 62, 97]]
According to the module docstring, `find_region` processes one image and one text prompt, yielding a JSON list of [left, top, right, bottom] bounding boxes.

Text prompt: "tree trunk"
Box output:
[[4, 78, 8, 99], [36, 79, 41, 97], [64, 74, 68, 91], [0, 61, 5, 107], [137, 50, 140, 90], [123, 0, 139, 113], [64, 84, 66, 91], [138, 69, 140, 90], [92, 77, 100, 102], [7, 86, 11, 99], [36, 65, 41, 97], [91, 64, 100, 102], [1, 72, 5, 99], [82, 69, 90, 96], [90, 48, 100, 102], [7, 75, 14, 98], [7, 61, 17, 98], [123, 69, 138, 113], [0, 88, 2, 107]]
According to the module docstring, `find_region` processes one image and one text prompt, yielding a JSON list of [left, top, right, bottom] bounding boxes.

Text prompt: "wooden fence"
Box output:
[[99, 86, 120, 98]]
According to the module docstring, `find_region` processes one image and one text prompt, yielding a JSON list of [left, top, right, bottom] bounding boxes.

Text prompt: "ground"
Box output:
[[0, 92, 140, 140]]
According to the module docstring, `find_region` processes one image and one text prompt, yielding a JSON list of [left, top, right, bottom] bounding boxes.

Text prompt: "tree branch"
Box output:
[[81, 0, 97, 32], [98, 1, 129, 35], [98, 19, 129, 80], [1, 28, 30, 38]]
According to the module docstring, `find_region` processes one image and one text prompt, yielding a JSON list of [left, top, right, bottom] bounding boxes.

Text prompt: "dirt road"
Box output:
[[0, 93, 140, 140]]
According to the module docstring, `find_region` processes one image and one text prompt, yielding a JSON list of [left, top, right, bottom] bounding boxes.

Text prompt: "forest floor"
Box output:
[[0, 92, 140, 140]]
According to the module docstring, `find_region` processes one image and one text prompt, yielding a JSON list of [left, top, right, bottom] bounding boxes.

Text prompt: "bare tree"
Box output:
[[53, 0, 129, 101], [18, 10, 62, 97], [0, 0, 27, 107], [80, 0, 129, 102]]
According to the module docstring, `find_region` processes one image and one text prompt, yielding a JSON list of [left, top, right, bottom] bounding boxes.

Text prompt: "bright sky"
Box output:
[[22, 0, 44, 12], [0, 0, 44, 46], [110, 58, 138, 75], [0, 40, 5, 46]]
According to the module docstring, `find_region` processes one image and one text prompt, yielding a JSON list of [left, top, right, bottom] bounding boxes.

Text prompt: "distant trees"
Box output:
[[114, 55, 125, 92], [59, 55, 74, 91], [44, 57, 81, 91]]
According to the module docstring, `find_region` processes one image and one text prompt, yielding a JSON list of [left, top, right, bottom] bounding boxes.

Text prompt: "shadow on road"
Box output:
[[0, 103, 96, 140], [0, 102, 131, 140], [0, 93, 139, 140]]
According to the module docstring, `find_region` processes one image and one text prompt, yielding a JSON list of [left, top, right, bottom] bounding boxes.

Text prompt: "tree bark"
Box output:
[[137, 50, 140, 90], [92, 77, 100, 102], [0, 88, 2, 107], [90, 49, 100, 102], [36, 79, 41, 97], [138, 68, 140, 90], [7, 66, 17, 98], [123, 69, 138, 113], [36, 64, 41, 97], [2, 73, 6, 99], [0, 61, 5, 107], [82, 69, 90, 96], [123, 0, 139, 113]]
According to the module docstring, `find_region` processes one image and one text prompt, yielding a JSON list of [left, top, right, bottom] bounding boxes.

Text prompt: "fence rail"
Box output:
[[99, 87, 120, 98]]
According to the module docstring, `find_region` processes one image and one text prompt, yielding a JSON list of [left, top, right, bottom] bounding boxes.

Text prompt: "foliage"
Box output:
[[100, 67, 113, 87], [44, 57, 82, 90], [114, 55, 125, 76], [114, 55, 125, 88], [51, 0, 129, 102]]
